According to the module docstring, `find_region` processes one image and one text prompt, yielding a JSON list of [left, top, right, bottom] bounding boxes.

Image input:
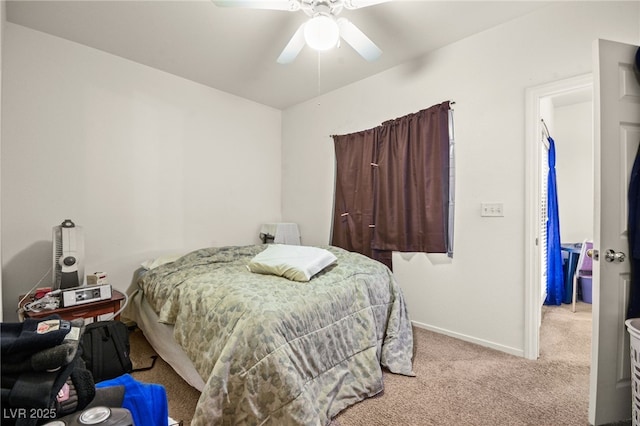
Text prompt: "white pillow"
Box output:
[[247, 244, 337, 282], [140, 254, 183, 270]]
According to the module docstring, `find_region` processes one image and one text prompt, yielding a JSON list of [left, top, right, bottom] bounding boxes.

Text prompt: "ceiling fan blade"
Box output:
[[342, 0, 391, 9], [212, 0, 300, 11], [337, 18, 382, 61], [277, 23, 306, 64]]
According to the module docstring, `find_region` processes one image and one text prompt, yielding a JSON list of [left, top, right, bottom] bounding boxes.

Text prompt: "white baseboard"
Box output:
[[411, 320, 525, 358]]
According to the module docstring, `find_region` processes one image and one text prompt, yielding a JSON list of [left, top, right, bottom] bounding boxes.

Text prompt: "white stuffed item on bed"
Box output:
[[126, 244, 414, 426], [247, 244, 337, 281]]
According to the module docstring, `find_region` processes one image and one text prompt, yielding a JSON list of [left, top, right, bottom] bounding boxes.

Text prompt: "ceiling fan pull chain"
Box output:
[[317, 51, 322, 95]]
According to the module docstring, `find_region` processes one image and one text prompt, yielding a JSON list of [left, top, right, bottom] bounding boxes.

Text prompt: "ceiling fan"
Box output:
[[212, 0, 389, 64]]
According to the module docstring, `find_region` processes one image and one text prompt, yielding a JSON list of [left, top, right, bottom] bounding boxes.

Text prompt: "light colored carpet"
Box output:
[[332, 303, 593, 426], [129, 302, 607, 425]]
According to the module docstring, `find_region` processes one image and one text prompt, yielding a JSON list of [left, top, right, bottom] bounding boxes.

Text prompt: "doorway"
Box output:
[[524, 73, 594, 360]]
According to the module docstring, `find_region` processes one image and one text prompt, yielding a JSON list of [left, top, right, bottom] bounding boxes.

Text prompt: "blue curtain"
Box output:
[[545, 136, 564, 305]]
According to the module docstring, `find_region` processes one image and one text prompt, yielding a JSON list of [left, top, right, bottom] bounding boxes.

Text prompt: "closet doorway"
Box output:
[[524, 74, 594, 361]]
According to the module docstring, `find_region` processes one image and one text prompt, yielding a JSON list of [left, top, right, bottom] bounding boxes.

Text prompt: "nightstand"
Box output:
[[20, 289, 125, 322]]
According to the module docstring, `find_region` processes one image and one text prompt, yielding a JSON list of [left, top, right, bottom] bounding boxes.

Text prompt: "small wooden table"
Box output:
[[20, 289, 125, 322]]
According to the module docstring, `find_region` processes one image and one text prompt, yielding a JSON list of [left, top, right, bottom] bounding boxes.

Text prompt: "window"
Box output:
[[331, 101, 454, 269]]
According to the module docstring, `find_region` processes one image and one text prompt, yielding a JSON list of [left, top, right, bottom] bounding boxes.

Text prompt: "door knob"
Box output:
[[604, 249, 626, 263]]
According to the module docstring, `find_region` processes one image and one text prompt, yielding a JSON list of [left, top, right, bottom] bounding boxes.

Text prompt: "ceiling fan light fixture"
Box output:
[[304, 14, 340, 51]]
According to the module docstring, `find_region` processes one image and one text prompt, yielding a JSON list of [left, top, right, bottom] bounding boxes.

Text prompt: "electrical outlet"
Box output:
[[481, 203, 504, 217]]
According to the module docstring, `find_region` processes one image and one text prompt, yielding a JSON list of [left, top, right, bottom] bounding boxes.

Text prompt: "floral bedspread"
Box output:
[[136, 245, 414, 425]]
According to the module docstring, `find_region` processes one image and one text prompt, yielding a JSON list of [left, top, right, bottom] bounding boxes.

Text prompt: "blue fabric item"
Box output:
[[545, 137, 565, 306], [95, 374, 168, 426]]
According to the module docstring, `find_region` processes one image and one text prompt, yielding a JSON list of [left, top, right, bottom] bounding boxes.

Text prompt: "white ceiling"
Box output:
[[6, 0, 551, 109]]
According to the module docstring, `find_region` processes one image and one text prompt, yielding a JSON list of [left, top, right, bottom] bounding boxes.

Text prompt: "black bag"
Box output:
[[81, 321, 133, 383]]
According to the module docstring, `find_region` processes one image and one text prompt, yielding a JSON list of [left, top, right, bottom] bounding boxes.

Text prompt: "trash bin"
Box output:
[[625, 318, 640, 426], [579, 276, 593, 304]]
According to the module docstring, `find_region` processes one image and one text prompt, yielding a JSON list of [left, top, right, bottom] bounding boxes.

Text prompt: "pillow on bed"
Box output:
[[140, 254, 183, 270], [247, 244, 337, 282]]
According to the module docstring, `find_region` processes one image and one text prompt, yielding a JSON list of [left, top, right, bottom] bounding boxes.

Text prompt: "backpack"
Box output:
[[81, 321, 133, 383], [81, 321, 158, 383]]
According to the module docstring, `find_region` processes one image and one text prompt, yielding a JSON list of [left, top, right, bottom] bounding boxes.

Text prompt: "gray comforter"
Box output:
[[136, 245, 414, 425]]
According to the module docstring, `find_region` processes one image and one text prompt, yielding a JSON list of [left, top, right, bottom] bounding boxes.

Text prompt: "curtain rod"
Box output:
[[541, 119, 551, 149], [541, 119, 550, 138], [330, 100, 456, 138]]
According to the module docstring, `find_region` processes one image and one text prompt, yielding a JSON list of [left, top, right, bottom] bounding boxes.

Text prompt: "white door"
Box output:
[[590, 39, 640, 425]]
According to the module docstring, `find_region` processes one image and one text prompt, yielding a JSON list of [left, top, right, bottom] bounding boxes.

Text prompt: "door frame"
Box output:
[[524, 73, 593, 360]]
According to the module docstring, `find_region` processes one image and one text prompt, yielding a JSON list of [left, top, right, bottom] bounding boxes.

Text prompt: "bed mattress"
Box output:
[[126, 245, 414, 425], [126, 286, 206, 391]]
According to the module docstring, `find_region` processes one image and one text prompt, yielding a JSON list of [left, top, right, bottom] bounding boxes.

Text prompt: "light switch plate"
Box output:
[[481, 203, 504, 217]]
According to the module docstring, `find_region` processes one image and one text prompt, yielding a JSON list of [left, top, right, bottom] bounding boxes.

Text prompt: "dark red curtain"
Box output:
[[331, 101, 451, 269], [373, 102, 450, 253], [331, 129, 377, 259]]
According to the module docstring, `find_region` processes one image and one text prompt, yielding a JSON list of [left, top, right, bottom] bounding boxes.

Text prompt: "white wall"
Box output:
[[281, 2, 640, 355], [555, 101, 594, 243], [1, 1, 636, 352], [1, 24, 282, 321]]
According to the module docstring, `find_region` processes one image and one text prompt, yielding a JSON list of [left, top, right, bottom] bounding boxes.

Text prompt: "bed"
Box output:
[[124, 244, 414, 425]]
